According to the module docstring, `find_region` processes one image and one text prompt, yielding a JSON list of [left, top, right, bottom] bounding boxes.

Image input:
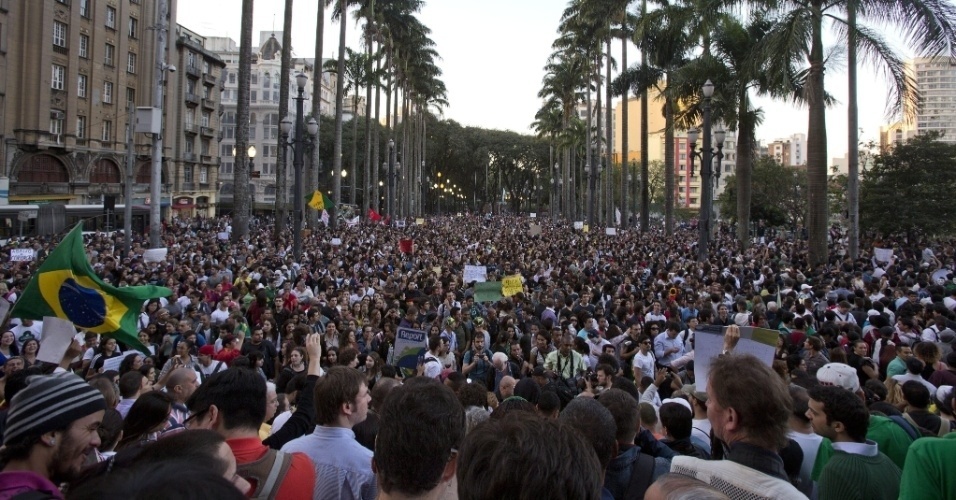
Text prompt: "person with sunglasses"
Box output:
[[632, 335, 657, 382]]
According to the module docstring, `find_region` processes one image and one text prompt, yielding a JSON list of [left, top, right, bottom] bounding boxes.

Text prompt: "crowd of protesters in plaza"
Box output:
[[0, 212, 954, 499]]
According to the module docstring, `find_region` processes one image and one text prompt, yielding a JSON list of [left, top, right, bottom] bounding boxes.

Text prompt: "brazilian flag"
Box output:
[[307, 190, 333, 211], [10, 223, 170, 353]]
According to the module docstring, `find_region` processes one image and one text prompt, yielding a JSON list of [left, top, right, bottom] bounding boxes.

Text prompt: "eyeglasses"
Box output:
[[183, 408, 208, 429]]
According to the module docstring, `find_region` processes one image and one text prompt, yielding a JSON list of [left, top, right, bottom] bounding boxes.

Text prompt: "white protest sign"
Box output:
[[36, 317, 77, 365], [330, 238, 343, 246], [143, 248, 168, 263], [102, 350, 140, 373], [694, 326, 776, 390], [10, 249, 36, 262], [217, 232, 229, 240], [573, 221, 584, 230], [530, 213, 537, 218], [605, 228, 617, 236], [395, 220, 407, 228], [464, 265, 488, 283], [874, 247, 893, 263]]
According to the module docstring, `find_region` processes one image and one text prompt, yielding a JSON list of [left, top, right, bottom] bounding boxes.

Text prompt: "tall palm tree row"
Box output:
[[233, 0, 255, 240]]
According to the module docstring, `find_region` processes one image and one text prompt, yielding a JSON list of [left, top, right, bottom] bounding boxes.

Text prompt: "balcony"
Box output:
[[185, 93, 200, 106], [184, 124, 198, 135], [182, 182, 196, 191], [200, 126, 214, 137], [202, 97, 216, 110], [186, 65, 201, 78], [53, 44, 69, 55], [203, 73, 217, 85], [201, 154, 213, 164], [183, 152, 196, 162]]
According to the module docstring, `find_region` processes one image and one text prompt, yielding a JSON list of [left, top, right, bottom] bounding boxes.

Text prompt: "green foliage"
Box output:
[[717, 156, 806, 228], [860, 133, 956, 237]]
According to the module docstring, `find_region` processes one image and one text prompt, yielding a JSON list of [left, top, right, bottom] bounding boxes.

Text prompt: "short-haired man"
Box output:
[[164, 367, 199, 431], [457, 412, 603, 499], [186, 367, 315, 499], [653, 322, 685, 368], [899, 386, 956, 499], [419, 334, 443, 380], [544, 333, 586, 381], [374, 378, 464, 499], [599, 388, 671, 499], [671, 349, 804, 498], [116, 371, 149, 419], [807, 385, 901, 499], [0, 374, 106, 498], [281, 366, 376, 500]]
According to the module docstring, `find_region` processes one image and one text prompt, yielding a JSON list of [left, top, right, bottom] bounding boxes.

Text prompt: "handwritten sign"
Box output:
[[143, 248, 168, 263], [605, 228, 617, 236], [10, 249, 36, 262], [573, 221, 584, 230], [474, 281, 503, 303], [464, 265, 488, 283], [217, 232, 230, 241], [530, 213, 537, 218], [330, 238, 342, 246], [502, 275, 523, 297], [36, 317, 77, 365]]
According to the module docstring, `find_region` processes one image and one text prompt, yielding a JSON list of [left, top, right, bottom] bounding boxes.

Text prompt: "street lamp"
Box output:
[[387, 139, 400, 222], [280, 72, 318, 261], [585, 157, 603, 226], [687, 79, 725, 262]]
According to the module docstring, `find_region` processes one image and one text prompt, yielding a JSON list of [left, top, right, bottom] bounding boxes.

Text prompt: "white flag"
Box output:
[[615, 208, 621, 226], [321, 210, 330, 226]]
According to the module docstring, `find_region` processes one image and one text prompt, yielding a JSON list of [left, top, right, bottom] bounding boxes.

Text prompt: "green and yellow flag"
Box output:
[[10, 223, 171, 353], [307, 190, 333, 211]]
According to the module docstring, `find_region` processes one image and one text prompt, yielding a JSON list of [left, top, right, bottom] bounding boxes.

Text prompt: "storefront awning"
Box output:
[[172, 203, 195, 209]]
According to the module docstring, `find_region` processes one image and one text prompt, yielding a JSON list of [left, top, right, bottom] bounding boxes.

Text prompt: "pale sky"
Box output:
[[177, 0, 903, 162]]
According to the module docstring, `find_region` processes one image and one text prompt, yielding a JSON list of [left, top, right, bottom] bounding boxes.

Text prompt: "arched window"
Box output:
[[18, 154, 69, 183], [136, 162, 167, 184], [90, 159, 121, 183]]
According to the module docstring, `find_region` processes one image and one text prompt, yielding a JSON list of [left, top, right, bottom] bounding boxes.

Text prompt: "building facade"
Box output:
[[906, 57, 956, 143], [208, 31, 337, 215], [765, 133, 806, 167], [1, 0, 174, 209]]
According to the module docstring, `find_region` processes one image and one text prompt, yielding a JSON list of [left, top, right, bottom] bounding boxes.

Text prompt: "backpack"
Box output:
[[623, 452, 657, 500], [236, 448, 293, 500]]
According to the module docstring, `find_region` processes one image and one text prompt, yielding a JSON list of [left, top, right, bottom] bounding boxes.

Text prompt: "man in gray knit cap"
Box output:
[[0, 374, 106, 499]]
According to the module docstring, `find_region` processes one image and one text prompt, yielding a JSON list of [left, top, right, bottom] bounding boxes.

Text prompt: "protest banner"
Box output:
[[143, 248, 168, 263], [530, 213, 537, 218], [330, 238, 342, 246], [36, 317, 77, 365], [605, 228, 617, 236], [393, 326, 428, 376], [874, 247, 893, 263], [502, 275, 523, 297], [529, 224, 542, 236], [9, 249, 36, 262], [573, 221, 584, 230], [474, 281, 503, 303], [464, 265, 488, 283], [694, 325, 776, 390]]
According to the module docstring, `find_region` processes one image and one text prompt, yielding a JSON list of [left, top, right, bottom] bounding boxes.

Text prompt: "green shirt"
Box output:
[[899, 433, 956, 500], [887, 357, 907, 378], [818, 449, 900, 500], [813, 415, 914, 480]]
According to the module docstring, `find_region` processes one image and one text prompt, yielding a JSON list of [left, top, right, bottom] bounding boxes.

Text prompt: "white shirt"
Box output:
[[692, 418, 712, 446], [210, 307, 230, 325], [632, 350, 656, 380]]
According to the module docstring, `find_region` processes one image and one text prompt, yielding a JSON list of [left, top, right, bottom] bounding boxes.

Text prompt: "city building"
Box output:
[[1, 0, 174, 210], [670, 129, 737, 211], [879, 120, 918, 152], [765, 133, 806, 167], [906, 57, 956, 143], [207, 31, 337, 215]]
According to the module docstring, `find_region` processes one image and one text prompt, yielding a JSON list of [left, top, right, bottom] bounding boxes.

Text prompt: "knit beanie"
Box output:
[[3, 374, 106, 446]]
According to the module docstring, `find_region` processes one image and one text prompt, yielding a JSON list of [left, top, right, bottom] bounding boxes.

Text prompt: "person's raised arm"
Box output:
[[265, 333, 322, 450]]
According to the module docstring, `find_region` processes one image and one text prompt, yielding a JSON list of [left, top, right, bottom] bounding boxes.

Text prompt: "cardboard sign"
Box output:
[[694, 325, 776, 390], [605, 228, 617, 236], [143, 248, 168, 263], [474, 281, 503, 303], [502, 275, 523, 297], [416, 218, 425, 225], [573, 221, 584, 230], [464, 265, 488, 283], [330, 238, 342, 246], [217, 232, 230, 241], [393, 327, 428, 375], [10, 249, 36, 262], [530, 213, 537, 218], [529, 224, 542, 236]]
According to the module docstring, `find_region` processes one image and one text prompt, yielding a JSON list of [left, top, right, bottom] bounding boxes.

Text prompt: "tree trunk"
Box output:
[[736, 101, 753, 251], [331, 2, 348, 227], [847, 0, 860, 259], [664, 91, 675, 235], [308, 0, 325, 229], [639, 0, 649, 233], [620, 31, 628, 227], [275, 0, 293, 241], [606, 36, 613, 226], [232, 0, 254, 241], [806, 0, 829, 266], [372, 37, 382, 214], [350, 90, 359, 206], [364, 27, 373, 213]]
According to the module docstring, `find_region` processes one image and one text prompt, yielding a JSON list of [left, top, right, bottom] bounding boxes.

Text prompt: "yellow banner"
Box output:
[[502, 275, 523, 297]]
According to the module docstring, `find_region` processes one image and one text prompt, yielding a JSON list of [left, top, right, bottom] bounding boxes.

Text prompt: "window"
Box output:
[[201, 111, 210, 127], [262, 90, 269, 102], [106, 6, 116, 29], [77, 74, 87, 97], [251, 72, 258, 85], [128, 17, 138, 39], [185, 108, 195, 127], [203, 85, 211, 99], [249, 127, 256, 140], [126, 87, 135, 110], [185, 140, 194, 154], [187, 52, 196, 70], [79, 0, 90, 17], [263, 72, 271, 89], [51, 64, 65, 90], [53, 21, 68, 47], [229, 72, 236, 84], [127, 52, 136, 73], [250, 90, 257, 102], [184, 165, 194, 183], [221, 144, 233, 157], [221, 162, 233, 175], [102, 121, 112, 141], [103, 81, 113, 104], [79, 34, 89, 58], [49, 112, 64, 136], [76, 116, 86, 138], [105, 43, 115, 66], [186, 80, 195, 95], [201, 139, 210, 155], [200, 167, 208, 184]]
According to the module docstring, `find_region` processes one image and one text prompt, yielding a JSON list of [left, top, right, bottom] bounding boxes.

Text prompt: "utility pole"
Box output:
[[124, 121, 134, 258]]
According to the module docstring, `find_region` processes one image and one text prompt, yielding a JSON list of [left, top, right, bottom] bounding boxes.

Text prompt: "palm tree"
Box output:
[[330, 0, 352, 227], [308, 0, 326, 229], [232, 0, 254, 241], [762, 0, 956, 265], [274, 0, 293, 239], [539, 49, 587, 221], [324, 48, 369, 207]]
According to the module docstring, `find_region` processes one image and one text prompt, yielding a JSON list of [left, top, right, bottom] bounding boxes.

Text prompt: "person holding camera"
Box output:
[[544, 334, 587, 384], [462, 335, 494, 387]]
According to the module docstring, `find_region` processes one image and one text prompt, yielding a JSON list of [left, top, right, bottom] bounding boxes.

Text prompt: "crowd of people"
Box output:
[[0, 212, 954, 499]]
